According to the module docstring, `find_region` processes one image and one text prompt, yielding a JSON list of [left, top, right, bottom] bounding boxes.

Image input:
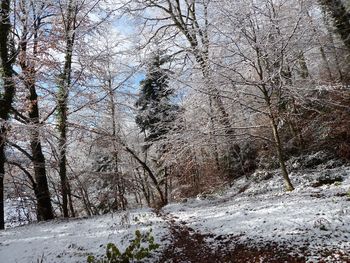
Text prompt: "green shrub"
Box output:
[[334, 181, 342, 186], [87, 229, 160, 263], [346, 189, 350, 198]]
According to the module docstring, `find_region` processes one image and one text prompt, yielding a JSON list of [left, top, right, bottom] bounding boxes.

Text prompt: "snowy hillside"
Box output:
[[1, 166, 350, 262], [164, 166, 350, 262], [0, 209, 169, 263]]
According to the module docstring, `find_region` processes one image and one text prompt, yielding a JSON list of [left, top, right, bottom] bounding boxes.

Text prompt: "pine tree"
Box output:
[[319, 0, 350, 51], [135, 52, 178, 143]]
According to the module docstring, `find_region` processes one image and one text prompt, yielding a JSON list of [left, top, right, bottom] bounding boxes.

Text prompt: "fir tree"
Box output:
[[135, 52, 178, 142], [319, 0, 350, 51]]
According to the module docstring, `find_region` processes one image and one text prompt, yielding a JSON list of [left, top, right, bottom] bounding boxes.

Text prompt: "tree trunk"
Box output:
[[58, 112, 69, 217], [0, 143, 5, 229], [28, 90, 53, 221], [67, 181, 75, 217], [209, 97, 221, 170], [31, 133, 54, 220], [125, 146, 166, 206], [266, 102, 294, 191], [298, 51, 310, 79], [78, 184, 92, 216], [320, 45, 334, 81], [136, 168, 151, 207], [0, 0, 16, 230], [18, 14, 54, 221], [164, 167, 168, 204], [270, 117, 294, 191], [57, 0, 77, 218]]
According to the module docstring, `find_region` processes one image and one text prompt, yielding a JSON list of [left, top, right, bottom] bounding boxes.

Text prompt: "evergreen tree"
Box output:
[[319, 0, 350, 51], [135, 52, 178, 142]]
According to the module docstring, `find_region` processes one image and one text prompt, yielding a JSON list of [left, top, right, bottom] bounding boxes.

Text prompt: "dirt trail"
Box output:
[[157, 210, 307, 263], [157, 211, 223, 263]]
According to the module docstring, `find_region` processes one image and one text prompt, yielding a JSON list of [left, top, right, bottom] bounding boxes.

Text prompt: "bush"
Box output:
[[87, 229, 160, 263]]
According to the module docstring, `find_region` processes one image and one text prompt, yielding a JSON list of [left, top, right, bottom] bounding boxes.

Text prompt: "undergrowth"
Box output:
[[87, 229, 159, 263]]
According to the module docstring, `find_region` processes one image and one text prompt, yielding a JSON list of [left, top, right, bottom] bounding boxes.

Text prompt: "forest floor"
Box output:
[[158, 210, 306, 263], [1, 163, 350, 262], [159, 164, 350, 263]]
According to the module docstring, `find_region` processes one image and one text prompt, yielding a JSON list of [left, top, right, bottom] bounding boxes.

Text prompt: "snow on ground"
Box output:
[[164, 166, 350, 262], [4, 198, 36, 228], [0, 208, 169, 263], [1, 164, 350, 262]]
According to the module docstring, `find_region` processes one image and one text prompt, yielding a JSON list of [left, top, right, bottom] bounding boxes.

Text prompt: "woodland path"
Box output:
[[156, 210, 307, 263]]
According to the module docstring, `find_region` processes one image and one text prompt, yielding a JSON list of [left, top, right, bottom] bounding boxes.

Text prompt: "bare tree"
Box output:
[[56, 0, 79, 218], [15, 0, 54, 221], [55, 0, 109, 217], [211, 0, 313, 190]]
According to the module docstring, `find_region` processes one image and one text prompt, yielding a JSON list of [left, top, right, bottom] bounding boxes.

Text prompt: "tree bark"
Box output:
[[31, 129, 54, 220], [67, 181, 75, 217], [270, 117, 294, 191], [57, 0, 77, 218], [135, 168, 151, 207], [125, 146, 166, 206], [266, 98, 294, 191], [0, 0, 16, 230], [18, 10, 54, 221], [0, 143, 6, 230]]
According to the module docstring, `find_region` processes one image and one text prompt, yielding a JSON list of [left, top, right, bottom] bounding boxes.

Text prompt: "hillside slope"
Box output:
[[0, 166, 349, 262], [164, 166, 350, 262]]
